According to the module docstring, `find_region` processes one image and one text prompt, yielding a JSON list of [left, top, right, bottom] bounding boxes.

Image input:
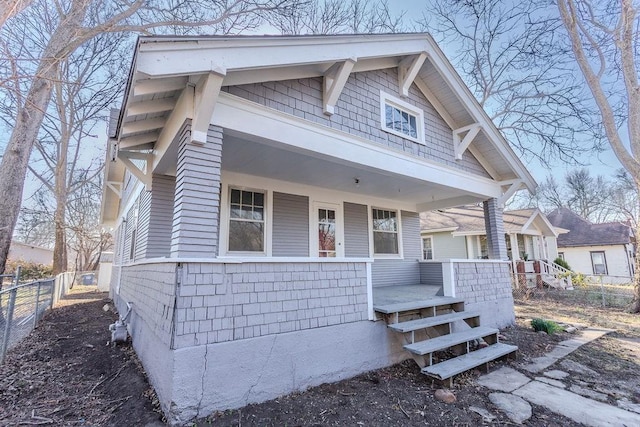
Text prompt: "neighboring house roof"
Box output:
[[420, 205, 560, 237], [547, 207, 632, 247], [102, 33, 537, 226]]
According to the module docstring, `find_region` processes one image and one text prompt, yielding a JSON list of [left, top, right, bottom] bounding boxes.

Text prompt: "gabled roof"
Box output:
[[547, 208, 632, 247], [102, 33, 537, 225], [420, 205, 561, 237]]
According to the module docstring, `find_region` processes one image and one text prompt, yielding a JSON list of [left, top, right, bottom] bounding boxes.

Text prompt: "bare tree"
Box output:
[[611, 169, 640, 231], [66, 171, 111, 271], [0, 0, 299, 275], [0, 0, 33, 29], [509, 168, 618, 222], [557, 0, 640, 311], [275, 0, 405, 34], [420, 0, 602, 165]]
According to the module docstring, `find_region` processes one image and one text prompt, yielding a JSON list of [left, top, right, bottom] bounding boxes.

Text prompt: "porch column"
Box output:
[[171, 122, 223, 257], [509, 234, 519, 260], [145, 174, 176, 258], [483, 198, 508, 260]]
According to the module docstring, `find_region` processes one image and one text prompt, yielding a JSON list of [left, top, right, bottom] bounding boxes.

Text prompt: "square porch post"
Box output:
[[171, 122, 223, 258], [483, 198, 508, 260]]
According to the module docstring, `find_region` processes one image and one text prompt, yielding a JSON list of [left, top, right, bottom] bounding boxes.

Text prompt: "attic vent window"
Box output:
[[380, 91, 424, 144]]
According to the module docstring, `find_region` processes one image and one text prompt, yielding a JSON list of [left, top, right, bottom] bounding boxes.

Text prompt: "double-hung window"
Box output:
[[228, 188, 265, 252], [590, 251, 608, 275], [372, 208, 399, 254], [380, 91, 424, 143], [422, 236, 433, 260]]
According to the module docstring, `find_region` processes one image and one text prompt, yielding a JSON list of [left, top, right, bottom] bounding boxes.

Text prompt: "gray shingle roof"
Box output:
[[420, 206, 544, 234], [546, 207, 632, 247]]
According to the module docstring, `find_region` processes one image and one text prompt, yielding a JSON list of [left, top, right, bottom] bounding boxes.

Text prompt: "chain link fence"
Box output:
[[0, 268, 99, 364], [512, 270, 635, 309]]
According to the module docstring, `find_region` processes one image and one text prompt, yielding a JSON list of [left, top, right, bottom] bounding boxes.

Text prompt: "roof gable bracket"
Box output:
[[191, 71, 225, 144], [118, 151, 153, 191], [497, 179, 524, 207], [453, 123, 481, 160], [323, 59, 356, 115], [398, 53, 427, 97], [106, 182, 122, 198]]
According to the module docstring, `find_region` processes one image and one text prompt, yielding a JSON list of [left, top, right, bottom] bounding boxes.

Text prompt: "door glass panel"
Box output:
[[318, 208, 336, 257]]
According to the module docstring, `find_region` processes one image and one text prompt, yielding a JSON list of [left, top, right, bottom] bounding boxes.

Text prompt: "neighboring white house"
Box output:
[[547, 208, 635, 282], [420, 206, 565, 261], [8, 241, 54, 266], [100, 34, 536, 423]]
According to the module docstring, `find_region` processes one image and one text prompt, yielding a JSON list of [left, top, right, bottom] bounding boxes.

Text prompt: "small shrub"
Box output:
[[531, 318, 561, 335], [571, 272, 591, 287], [553, 257, 571, 271], [4, 259, 54, 282]]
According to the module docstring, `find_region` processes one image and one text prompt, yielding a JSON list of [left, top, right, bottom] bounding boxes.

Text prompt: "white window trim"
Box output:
[[590, 251, 608, 275], [369, 206, 403, 259], [422, 235, 434, 260], [380, 90, 425, 144], [219, 185, 272, 257]]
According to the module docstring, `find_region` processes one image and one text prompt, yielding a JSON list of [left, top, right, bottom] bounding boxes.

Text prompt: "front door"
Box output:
[[313, 202, 343, 258]]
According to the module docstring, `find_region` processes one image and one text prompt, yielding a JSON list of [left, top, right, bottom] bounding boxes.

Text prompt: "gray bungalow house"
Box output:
[[100, 34, 536, 423]]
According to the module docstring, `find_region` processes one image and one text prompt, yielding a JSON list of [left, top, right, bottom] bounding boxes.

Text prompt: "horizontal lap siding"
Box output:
[[134, 190, 152, 261], [432, 232, 468, 259], [420, 262, 444, 285], [272, 192, 309, 257], [344, 202, 369, 258], [372, 211, 421, 287]]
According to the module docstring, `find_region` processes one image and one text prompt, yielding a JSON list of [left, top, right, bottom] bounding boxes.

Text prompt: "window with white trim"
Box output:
[[422, 236, 433, 260], [372, 208, 399, 254], [380, 91, 424, 143], [228, 188, 265, 252], [590, 251, 607, 275]]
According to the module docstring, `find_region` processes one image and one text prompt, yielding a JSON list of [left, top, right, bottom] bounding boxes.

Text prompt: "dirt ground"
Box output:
[[0, 287, 638, 426], [0, 287, 163, 426]]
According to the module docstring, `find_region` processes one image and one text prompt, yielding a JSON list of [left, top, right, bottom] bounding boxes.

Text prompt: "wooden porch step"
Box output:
[[373, 297, 465, 314], [421, 343, 518, 380], [404, 326, 498, 356], [388, 311, 480, 333]]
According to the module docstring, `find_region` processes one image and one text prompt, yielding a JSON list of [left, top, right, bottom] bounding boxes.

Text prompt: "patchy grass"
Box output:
[[515, 297, 640, 338]]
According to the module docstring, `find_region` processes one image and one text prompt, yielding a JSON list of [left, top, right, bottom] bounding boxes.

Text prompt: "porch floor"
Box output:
[[372, 284, 442, 306]]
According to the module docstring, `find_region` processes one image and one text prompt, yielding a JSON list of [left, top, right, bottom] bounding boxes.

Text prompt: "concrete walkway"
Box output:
[[477, 327, 640, 426]]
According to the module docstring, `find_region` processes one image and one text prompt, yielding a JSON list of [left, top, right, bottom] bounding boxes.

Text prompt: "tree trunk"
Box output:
[[632, 211, 640, 313], [0, 64, 57, 275], [0, 1, 90, 275]]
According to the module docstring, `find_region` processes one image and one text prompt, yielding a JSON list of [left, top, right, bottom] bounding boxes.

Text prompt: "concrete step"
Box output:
[[388, 311, 480, 333], [404, 326, 498, 356], [422, 343, 518, 380], [373, 296, 465, 314]]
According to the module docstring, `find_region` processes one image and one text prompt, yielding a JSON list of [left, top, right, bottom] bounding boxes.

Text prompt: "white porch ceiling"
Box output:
[[220, 132, 481, 209]]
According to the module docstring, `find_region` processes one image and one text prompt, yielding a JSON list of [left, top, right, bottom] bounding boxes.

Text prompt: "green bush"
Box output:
[[4, 259, 54, 282], [553, 257, 571, 270], [531, 318, 561, 335]]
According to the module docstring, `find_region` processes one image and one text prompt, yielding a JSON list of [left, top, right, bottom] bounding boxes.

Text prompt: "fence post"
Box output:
[[599, 275, 606, 307], [33, 281, 42, 329], [1, 287, 17, 364]]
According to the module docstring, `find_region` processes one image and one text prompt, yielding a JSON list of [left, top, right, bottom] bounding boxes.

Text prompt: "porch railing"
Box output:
[[511, 260, 572, 291]]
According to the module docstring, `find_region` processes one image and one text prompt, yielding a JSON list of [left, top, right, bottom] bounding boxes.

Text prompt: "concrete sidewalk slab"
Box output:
[[476, 367, 530, 392], [522, 327, 611, 373], [489, 392, 532, 424], [513, 381, 640, 427]]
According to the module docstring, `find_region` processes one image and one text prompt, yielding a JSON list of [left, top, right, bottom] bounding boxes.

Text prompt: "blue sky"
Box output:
[[4, 0, 626, 208]]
